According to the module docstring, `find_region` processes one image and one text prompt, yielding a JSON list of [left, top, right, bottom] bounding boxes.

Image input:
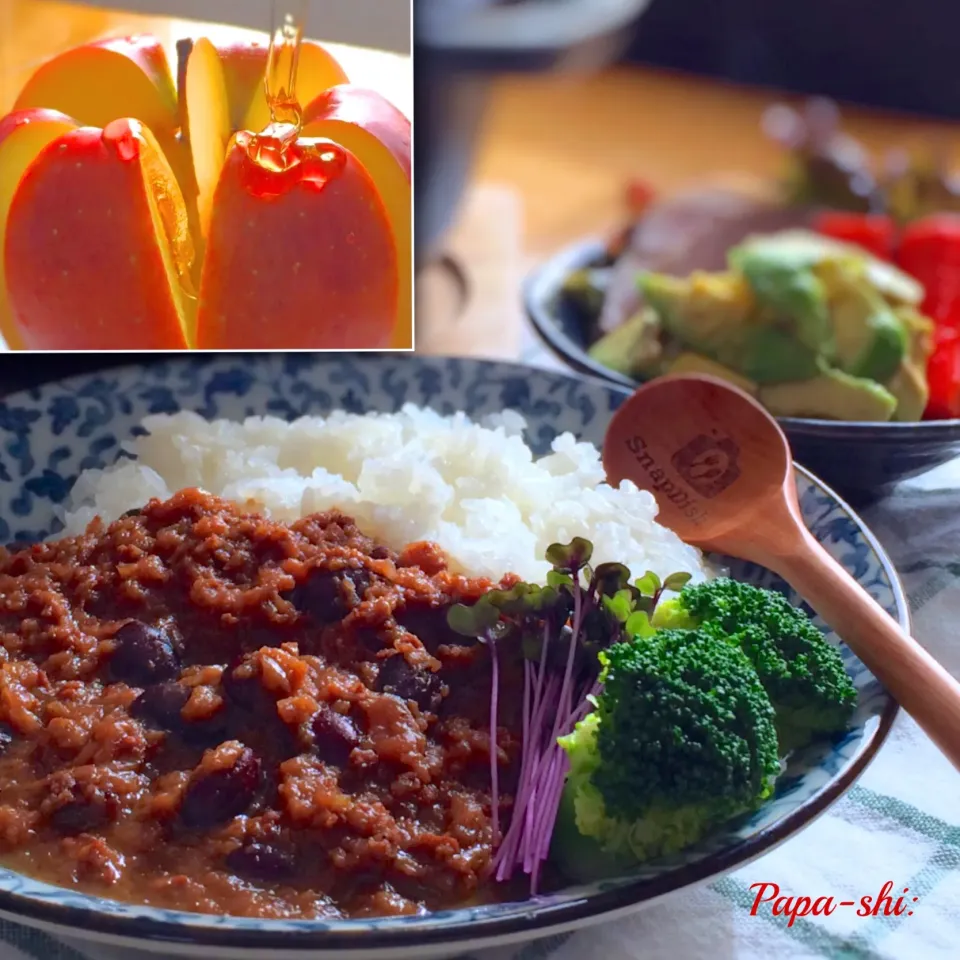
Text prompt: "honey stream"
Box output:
[[244, 0, 308, 172]]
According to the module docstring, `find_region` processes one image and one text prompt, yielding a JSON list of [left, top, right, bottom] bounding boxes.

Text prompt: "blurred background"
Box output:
[[414, 0, 960, 363], [63, 0, 411, 54], [627, 0, 960, 119]]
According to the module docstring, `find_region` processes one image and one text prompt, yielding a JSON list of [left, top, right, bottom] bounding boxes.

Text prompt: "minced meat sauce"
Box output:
[[0, 489, 522, 918]]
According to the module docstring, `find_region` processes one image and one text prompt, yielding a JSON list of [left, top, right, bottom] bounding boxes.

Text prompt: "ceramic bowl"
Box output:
[[0, 354, 901, 958], [523, 238, 960, 502]]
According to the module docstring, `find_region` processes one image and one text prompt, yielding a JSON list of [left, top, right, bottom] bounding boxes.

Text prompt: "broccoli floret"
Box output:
[[553, 629, 780, 872], [653, 577, 857, 753]]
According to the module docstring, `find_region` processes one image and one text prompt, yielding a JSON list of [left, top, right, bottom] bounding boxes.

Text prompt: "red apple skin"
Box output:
[[302, 86, 411, 180], [14, 35, 179, 138], [4, 121, 192, 350], [301, 86, 411, 347], [0, 108, 76, 144], [0, 108, 80, 350], [101, 34, 173, 87], [197, 135, 398, 349]]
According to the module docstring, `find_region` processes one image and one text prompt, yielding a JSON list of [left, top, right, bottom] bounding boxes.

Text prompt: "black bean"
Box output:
[[219, 660, 298, 761], [376, 655, 443, 712], [131, 682, 190, 730], [109, 620, 180, 686], [0, 722, 14, 755], [287, 571, 342, 623], [221, 668, 256, 711], [220, 658, 268, 713], [48, 786, 118, 835], [179, 746, 262, 829], [395, 605, 465, 653], [355, 627, 387, 656], [225, 842, 296, 881], [133, 683, 227, 748], [120, 508, 142, 518], [344, 568, 372, 604], [50, 801, 107, 834], [309, 703, 359, 765], [287, 568, 371, 624]]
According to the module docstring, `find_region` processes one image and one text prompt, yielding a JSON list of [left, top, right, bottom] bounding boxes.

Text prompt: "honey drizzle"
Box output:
[[244, 0, 308, 172]]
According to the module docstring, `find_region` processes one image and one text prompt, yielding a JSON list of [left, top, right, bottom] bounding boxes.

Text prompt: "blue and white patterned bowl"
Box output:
[[0, 354, 902, 959]]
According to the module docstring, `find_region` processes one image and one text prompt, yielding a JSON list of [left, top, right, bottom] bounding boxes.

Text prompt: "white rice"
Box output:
[[60, 404, 707, 585]]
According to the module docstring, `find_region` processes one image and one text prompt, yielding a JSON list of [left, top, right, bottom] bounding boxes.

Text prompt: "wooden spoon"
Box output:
[[602, 373, 960, 770]]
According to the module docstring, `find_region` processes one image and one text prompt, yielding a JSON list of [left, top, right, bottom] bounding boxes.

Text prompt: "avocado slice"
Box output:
[[562, 266, 612, 319], [886, 361, 929, 422], [587, 308, 663, 378], [730, 229, 924, 306], [666, 352, 759, 395], [736, 325, 822, 384], [822, 260, 908, 383], [639, 270, 755, 364], [885, 306, 935, 422], [641, 270, 819, 384], [759, 367, 897, 421], [731, 246, 832, 355]]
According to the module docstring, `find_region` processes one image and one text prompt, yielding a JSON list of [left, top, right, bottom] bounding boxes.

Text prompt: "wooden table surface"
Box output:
[[473, 67, 960, 257]]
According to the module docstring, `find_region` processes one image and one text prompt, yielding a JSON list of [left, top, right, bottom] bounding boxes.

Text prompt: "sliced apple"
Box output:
[[4, 119, 196, 350], [180, 38, 350, 244], [13, 34, 199, 244], [242, 41, 349, 135], [302, 86, 411, 348], [183, 37, 232, 243], [0, 109, 79, 350], [14, 36, 178, 143], [196, 135, 397, 349], [216, 42, 270, 130]]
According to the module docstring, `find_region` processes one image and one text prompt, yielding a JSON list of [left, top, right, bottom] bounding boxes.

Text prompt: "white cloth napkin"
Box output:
[[1, 454, 958, 960]]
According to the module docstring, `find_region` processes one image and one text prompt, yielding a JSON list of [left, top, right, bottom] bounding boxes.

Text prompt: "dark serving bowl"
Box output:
[[524, 237, 960, 501]]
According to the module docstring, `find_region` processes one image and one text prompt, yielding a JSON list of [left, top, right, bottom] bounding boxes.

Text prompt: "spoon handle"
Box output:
[[771, 525, 960, 772]]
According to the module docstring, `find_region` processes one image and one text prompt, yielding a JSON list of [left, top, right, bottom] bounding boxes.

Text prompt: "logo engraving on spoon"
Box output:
[[671, 434, 741, 499], [622, 435, 704, 523]]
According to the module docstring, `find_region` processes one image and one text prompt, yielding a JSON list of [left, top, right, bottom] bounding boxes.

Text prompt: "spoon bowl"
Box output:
[[603, 373, 960, 771], [603, 374, 791, 549]]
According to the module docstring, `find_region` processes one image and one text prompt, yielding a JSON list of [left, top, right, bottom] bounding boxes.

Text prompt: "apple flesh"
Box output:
[[243, 41, 349, 134], [212, 42, 270, 131], [0, 109, 78, 349], [303, 85, 411, 348], [4, 119, 196, 350], [14, 35, 178, 145], [197, 134, 397, 349], [184, 37, 232, 243]]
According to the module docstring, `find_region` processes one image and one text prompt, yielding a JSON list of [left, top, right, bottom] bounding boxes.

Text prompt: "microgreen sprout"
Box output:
[[447, 537, 694, 893]]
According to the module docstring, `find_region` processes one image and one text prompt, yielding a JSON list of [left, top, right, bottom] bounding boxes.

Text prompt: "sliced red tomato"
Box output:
[[897, 214, 960, 326], [925, 328, 960, 419], [813, 211, 896, 261]]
